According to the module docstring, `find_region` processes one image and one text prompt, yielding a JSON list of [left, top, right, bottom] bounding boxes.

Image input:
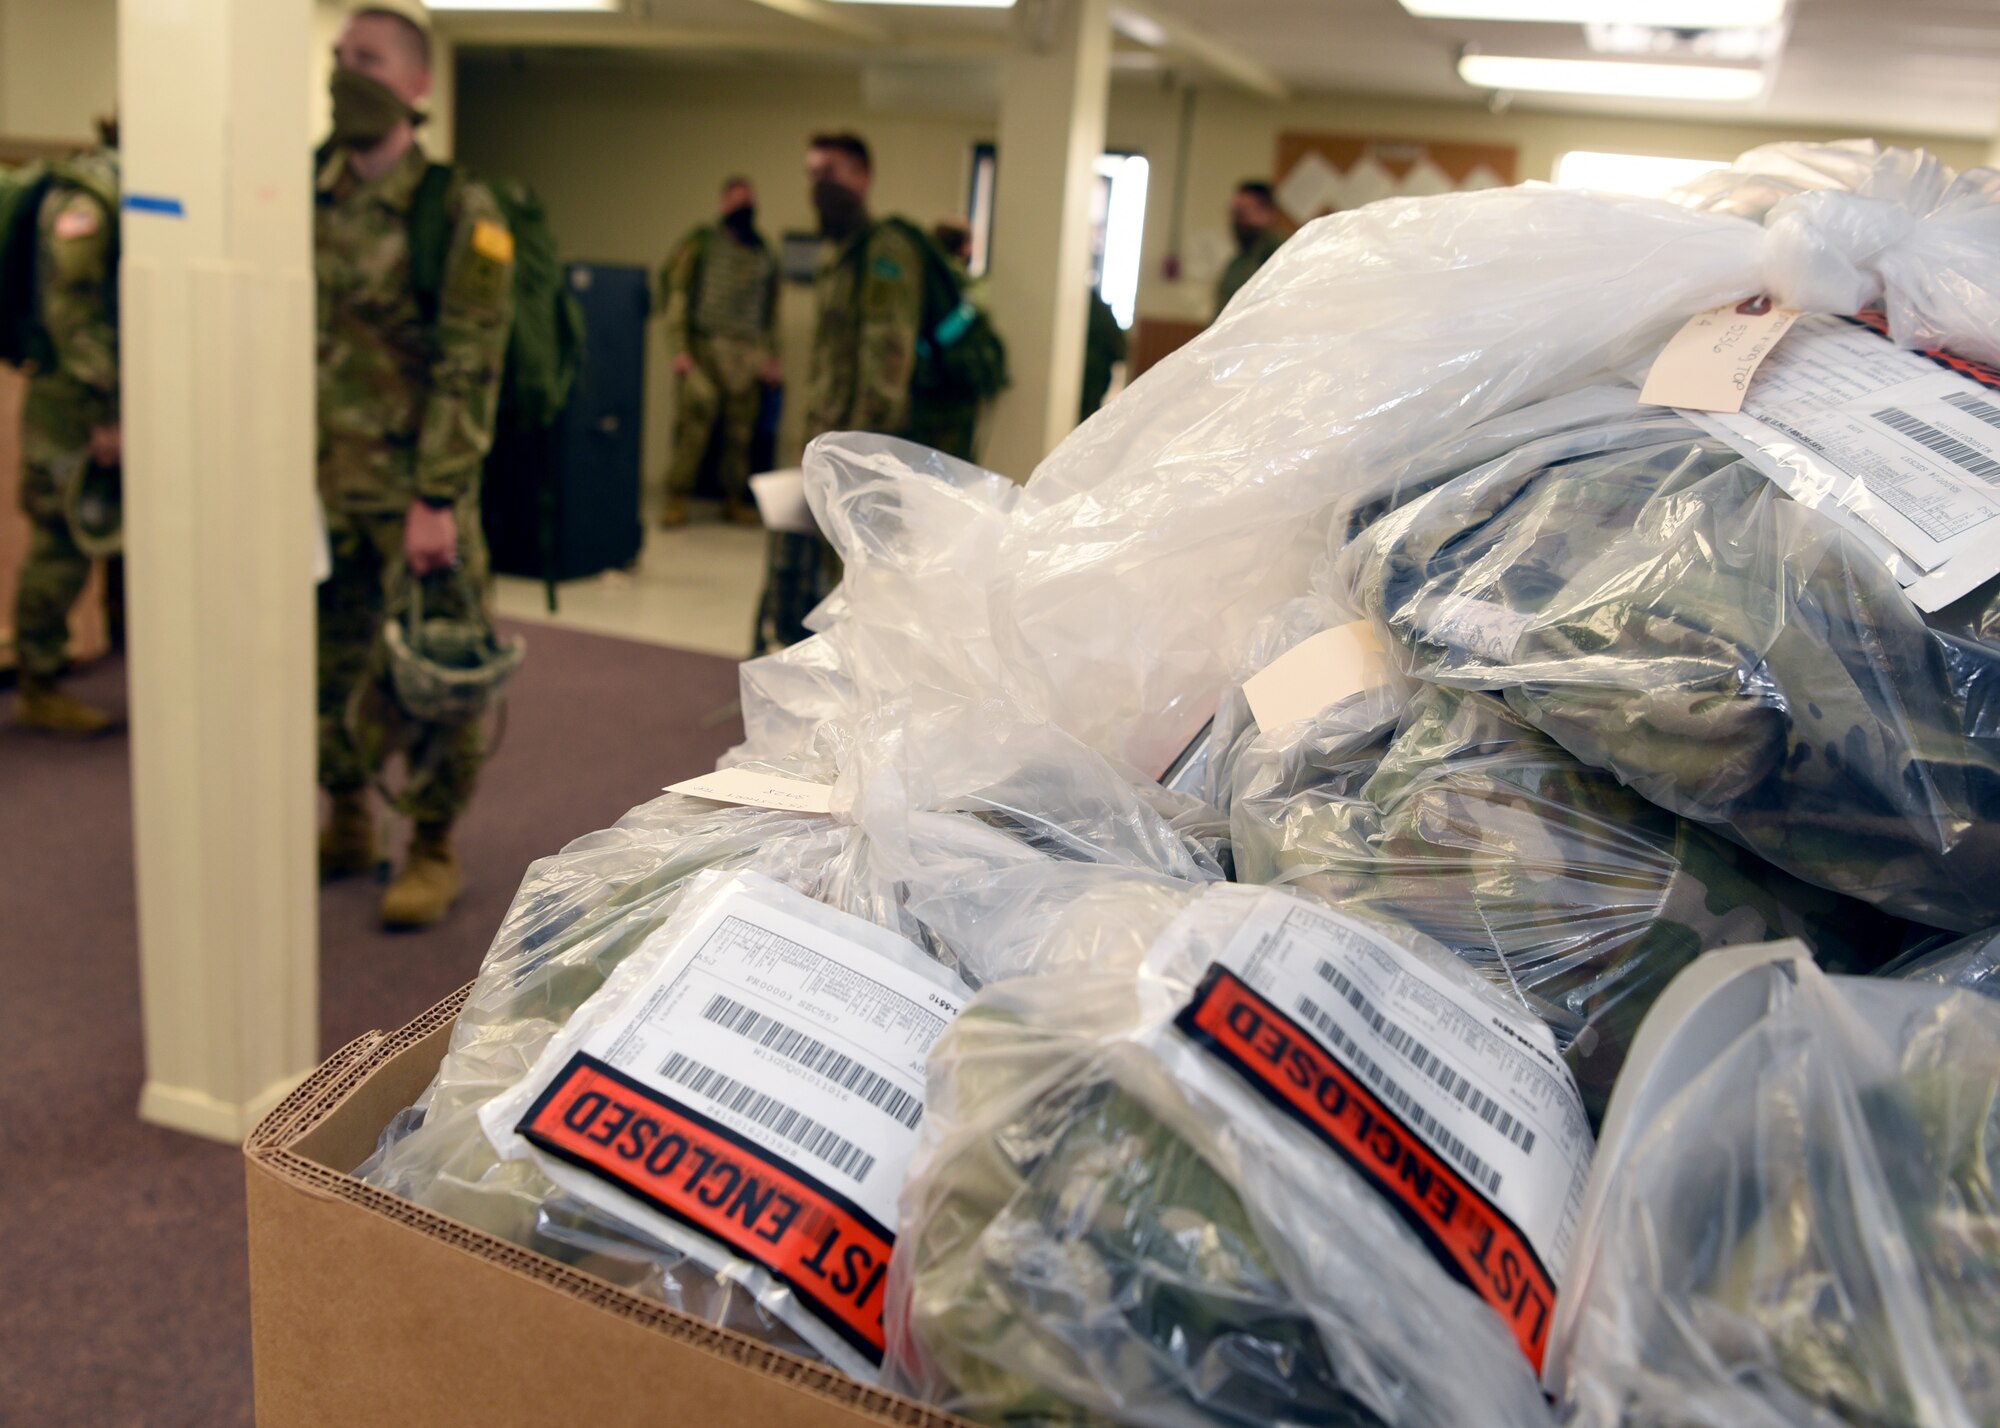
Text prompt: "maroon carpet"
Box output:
[[0, 622, 745, 1426]]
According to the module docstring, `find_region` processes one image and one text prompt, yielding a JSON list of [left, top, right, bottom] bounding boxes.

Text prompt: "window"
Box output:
[[1091, 153, 1150, 330], [1553, 150, 1729, 198], [966, 143, 997, 278]]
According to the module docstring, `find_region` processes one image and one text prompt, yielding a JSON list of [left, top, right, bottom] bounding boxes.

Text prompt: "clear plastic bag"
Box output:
[[889, 880, 1584, 1428], [360, 701, 1224, 1363], [1556, 949, 2000, 1427], [1885, 926, 2000, 997], [1228, 680, 1907, 1123], [973, 146, 1996, 773], [1338, 411, 2000, 931]]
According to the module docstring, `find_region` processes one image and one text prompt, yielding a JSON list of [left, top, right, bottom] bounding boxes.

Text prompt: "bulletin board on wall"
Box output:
[[1272, 133, 1519, 224]]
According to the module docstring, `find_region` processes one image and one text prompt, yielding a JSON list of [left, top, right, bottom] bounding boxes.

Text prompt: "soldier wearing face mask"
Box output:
[[1214, 179, 1285, 322], [755, 131, 929, 651], [313, 4, 516, 929], [658, 176, 781, 528]]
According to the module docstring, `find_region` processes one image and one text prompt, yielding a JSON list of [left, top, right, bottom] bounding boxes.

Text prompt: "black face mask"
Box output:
[[813, 179, 866, 241], [1232, 218, 1267, 252], [723, 204, 758, 239]]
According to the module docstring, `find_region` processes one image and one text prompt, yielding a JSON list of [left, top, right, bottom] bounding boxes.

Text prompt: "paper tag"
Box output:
[[1242, 621, 1393, 733], [1181, 897, 1593, 1370], [749, 469, 816, 534], [1688, 313, 2000, 611], [491, 876, 970, 1367], [667, 767, 834, 814], [1639, 299, 1801, 413]]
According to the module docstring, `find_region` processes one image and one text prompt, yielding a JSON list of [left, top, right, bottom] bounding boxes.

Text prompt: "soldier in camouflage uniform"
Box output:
[[1213, 179, 1284, 321], [11, 147, 121, 737], [658, 176, 780, 528], [756, 133, 928, 651], [316, 7, 515, 929]]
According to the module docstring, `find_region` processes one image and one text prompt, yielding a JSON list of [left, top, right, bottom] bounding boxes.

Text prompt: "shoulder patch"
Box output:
[[472, 218, 515, 265], [53, 203, 101, 242], [871, 254, 903, 282]]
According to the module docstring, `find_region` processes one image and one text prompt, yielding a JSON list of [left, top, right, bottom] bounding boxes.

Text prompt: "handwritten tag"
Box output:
[[1242, 621, 1393, 733], [666, 767, 834, 815], [1639, 298, 1801, 413]]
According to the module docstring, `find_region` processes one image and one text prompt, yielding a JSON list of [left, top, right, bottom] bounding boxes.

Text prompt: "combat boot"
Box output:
[[319, 790, 377, 881], [724, 494, 761, 528], [660, 497, 690, 529], [14, 676, 116, 737], [379, 822, 462, 930]]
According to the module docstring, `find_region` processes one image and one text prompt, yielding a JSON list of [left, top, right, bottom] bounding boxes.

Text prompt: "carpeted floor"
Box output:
[[0, 622, 745, 1427]]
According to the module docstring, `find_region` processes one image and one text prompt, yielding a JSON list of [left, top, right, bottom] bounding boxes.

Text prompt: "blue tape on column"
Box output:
[[123, 194, 186, 217]]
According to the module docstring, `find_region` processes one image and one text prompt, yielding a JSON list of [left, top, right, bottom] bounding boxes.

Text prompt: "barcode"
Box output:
[[1943, 391, 2000, 434], [1295, 994, 1502, 1198], [659, 1051, 878, 1183], [700, 994, 924, 1130], [1873, 406, 2000, 484], [1313, 959, 1536, 1156]]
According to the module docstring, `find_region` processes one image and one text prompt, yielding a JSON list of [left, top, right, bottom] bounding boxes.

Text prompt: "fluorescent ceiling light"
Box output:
[[1458, 53, 1765, 100], [1554, 149, 1729, 195], [426, 0, 620, 10], [1403, 1, 1784, 26], [828, 0, 1014, 7]]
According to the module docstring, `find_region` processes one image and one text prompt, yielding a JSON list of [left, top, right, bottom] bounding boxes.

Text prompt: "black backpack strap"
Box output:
[[407, 161, 457, 323]]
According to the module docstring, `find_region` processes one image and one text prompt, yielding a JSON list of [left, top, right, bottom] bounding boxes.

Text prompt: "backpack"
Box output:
[[875, 216, 1009, 404], [408, 164, 584, 431], [0, 158, 119, 371]]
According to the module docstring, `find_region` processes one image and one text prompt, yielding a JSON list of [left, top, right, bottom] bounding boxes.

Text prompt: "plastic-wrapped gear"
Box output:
[[889, 880, 1577, 1428], [1229, 681, 1907, 1123], [1556, 949, 2000, 1428], [1339, 411, 2000, 931]]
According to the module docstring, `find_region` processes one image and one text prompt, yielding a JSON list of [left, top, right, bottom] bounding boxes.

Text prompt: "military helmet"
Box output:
[[382, 571, 525, 726], [59, 453, 122, 558]]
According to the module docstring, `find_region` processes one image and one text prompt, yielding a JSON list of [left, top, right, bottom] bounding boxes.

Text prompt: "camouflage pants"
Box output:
[[755, 531, 838, 654], [12, 392, 93, 683], [318, 499, 491, 825], [667, 334, 762, 503]]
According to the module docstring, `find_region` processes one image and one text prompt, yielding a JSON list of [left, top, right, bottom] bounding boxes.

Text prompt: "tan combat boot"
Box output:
[[659, 497, 690, 529], [319, 789, 377, 882], [379, 822, 462, 930], [15, 676, 116, 737], [724, 494, 761, 527]]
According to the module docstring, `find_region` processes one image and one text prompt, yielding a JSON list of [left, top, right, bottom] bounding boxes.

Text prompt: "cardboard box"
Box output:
[[245, 985, 972, 1428]]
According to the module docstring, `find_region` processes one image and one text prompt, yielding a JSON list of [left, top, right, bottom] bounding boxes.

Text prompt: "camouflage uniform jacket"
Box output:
[[805, 218, 924, 443], [659, 222, 778, 361], [315, 144, 515, 514], [1213, 227, 1283, 321], [28, 153, 120, 454]]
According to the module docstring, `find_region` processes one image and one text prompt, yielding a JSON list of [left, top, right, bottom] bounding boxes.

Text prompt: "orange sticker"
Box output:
[[1176, 966, 1558, 1369], [471, 218, 514, 264], [517, 1053, 894, 1363]]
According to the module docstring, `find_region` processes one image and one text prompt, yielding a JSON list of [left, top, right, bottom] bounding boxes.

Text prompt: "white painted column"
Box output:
[[980, 0, 1111, 481], [121, 0, 320, 1141]]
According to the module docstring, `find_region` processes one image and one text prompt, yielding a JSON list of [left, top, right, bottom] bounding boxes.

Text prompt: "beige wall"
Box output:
[[0, 0, 118, 141], [1112, 85, 1994, 323], [456, 57, 991, 481]]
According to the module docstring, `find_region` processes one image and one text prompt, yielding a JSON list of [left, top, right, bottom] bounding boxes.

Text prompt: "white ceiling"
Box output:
[[445, 0, 2000, 140]]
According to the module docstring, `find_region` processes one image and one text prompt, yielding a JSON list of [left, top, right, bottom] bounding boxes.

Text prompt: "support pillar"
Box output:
[[981, 0, 1111, 481], [121, 0, 319, 1141]]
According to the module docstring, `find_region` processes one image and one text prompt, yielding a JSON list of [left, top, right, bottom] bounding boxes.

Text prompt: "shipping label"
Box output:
[[505, 880, 968, 1363], [1176, 898, 1593, 1370], [1689, 313, 2000, 611]]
